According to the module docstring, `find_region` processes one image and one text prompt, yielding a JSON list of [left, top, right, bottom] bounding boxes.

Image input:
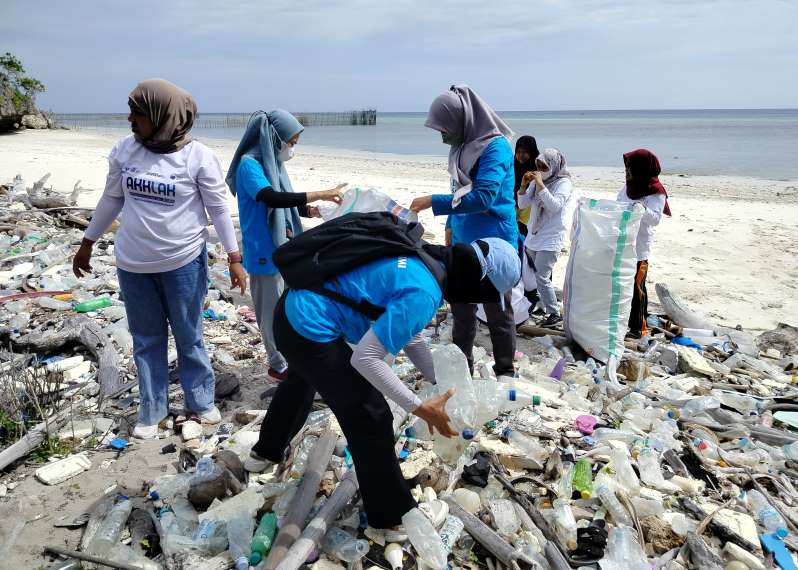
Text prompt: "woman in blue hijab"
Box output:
[[228, 110, 345, 381]]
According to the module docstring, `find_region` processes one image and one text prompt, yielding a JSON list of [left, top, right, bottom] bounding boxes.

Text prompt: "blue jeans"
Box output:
[[117, 248, 215, 425]]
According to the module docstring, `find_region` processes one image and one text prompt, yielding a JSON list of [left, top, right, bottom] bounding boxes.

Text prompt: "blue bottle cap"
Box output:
[[776, 527, 789, 538], [462, 429, 475, 440], [508, 389, 517, 401]]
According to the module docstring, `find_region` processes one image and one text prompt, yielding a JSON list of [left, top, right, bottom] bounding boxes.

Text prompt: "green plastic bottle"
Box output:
[[73, 297, 113, 313], [573, 459, 593, 499], [250, 512, 278, 565]]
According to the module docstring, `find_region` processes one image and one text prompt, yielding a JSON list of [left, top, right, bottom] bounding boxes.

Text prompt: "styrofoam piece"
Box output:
[[63, 360, 92, 381], [723, 542, 766, 570], [46, 355, 85, 373], [35, 453, 92, 485]]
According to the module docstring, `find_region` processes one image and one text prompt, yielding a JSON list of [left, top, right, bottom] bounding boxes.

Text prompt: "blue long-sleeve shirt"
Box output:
[[430, 137, 518, 247]]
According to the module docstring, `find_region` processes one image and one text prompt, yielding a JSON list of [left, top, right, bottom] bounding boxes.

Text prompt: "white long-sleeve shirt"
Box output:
[[518, 177, 574, 252], [84, 135, 239, 273], [616, 186, 666, 261]]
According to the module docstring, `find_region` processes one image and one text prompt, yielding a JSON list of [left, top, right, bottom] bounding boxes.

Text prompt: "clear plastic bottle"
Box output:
[[324, 187, 418, 224], [321, 527, 370, 563], [250, 512, 278, 565], [88, 498, 133, 555], [782, 440, 798, 461], [558, 461, 575, 500], [681, 396, 721, 419], [384, 543, 404, 570], [600, 527, 649, 570], [712, 390, 759, 415], [149, 472, 192, 502], [488, 499, 521, 539], [36, 296, 72, 310], [432, 344, 479, 439], [552, 498, 578, 550], [596, 485, 632, 527], [227, 510, 255, 570], [403, 507, 448, 570], [592, 428, 639, 445], [746, 489, 788, 538], [637, 447, 678, 492], [503, 428, 548, 464], [439, 515, 464, 554], [610, 448, 640, 496]]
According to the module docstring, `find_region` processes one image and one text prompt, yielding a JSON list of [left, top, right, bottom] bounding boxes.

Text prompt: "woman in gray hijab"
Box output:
[[410, 85, 519, 379], [227, 110, 345, 382]]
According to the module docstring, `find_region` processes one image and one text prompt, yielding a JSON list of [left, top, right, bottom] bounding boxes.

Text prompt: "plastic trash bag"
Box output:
[[563, 198, 643, 365]]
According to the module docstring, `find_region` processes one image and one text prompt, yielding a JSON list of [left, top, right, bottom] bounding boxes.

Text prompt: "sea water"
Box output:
[[54, 109, 798, 179]]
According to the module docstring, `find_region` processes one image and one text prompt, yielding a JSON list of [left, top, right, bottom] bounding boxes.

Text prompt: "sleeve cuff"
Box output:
[[431, 194, 453, 215]]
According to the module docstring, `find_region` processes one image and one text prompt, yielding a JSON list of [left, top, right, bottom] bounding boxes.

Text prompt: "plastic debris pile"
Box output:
[[3, 176, 798, 569]]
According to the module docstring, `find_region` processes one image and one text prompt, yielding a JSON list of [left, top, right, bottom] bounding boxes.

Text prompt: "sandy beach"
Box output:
[[2, 128, 797, 330]]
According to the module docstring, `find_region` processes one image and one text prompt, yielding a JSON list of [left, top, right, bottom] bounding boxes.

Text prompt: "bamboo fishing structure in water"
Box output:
[[53, 110, 377, 130]]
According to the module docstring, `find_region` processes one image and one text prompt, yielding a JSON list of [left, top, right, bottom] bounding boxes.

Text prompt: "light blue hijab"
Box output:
[[227, 110, 305, 248]]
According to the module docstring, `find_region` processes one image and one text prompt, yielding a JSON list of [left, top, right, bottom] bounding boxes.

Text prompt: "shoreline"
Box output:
[[2, 128, 797, 330]]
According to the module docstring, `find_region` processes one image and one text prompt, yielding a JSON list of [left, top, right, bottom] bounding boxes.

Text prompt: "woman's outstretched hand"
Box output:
[[413, 388, 457, 437], [410, 195, 433, 213], [322, 183, 347, 204]]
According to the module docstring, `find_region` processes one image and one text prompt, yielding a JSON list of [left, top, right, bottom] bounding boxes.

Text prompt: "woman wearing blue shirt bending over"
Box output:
[[246, 228, 520, 531], [227, 111, 344, 382], [411, 85, 518, 379]]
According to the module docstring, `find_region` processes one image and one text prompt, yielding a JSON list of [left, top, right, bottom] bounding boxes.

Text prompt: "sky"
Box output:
[[2, 0, 797, 113]]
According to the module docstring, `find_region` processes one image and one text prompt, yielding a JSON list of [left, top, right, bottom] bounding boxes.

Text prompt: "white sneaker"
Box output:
[[198, 406, 221, 424], [132, 423, 159, 439]]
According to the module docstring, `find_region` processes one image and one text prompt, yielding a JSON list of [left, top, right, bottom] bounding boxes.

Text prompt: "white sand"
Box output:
[[2, 128, 797, 331]]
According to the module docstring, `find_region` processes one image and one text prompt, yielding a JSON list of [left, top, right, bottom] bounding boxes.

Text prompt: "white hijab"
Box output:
[[425, 85, 513, 206]]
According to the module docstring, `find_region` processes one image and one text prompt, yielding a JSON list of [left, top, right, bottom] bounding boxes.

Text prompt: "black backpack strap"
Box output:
[[308, 286, 386, 321]]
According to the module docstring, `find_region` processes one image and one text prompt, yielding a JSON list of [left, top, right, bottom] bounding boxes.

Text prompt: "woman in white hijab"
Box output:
[[410, 85, 519, 378], [517, 148, 574, 327]]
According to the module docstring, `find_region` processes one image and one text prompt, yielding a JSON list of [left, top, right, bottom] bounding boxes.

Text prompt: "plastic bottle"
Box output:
[[746, 489, 788, 537], [432, 344, 479, 439], [488, 499, 521, 539], [681, 396, 721, 419], [573, 459, 593, 499], [188, 457, 227, 510], [552, 499, 578, 550], [403, 507, 448, 569], [250, 512, 278, 565], [637, 447, 678, 492], [439, 515, 464, 554], [782, 441, 798, 460], [88, 498, 133, 555], [325, 187, 418, 224], [558, 460, 575, 500], [74, 296, 113, 313], [36, 296, 72, 310], [592, 428, 639, 445], [596, 485, 632, 527], [321, 527, 370, 563], [227, 510, 255, 570], [610, 448, 640, 496], [600, 527, 649, 570], [712, 390, 759, 415], [503, 428, 548, 464], [290, 435, 319, 478], [149, 473, 192, 502]]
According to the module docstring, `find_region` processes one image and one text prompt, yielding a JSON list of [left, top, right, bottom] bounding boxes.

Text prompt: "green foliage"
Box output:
[[0, 51, 45, 113], [29, 436, 75, 463]]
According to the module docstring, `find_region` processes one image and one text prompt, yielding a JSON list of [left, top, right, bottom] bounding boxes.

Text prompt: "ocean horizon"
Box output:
[[54, 109, 798, 180]]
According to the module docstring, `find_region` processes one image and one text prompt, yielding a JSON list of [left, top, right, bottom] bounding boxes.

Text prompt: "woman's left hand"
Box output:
[[229, 262, 247, 294], [532, 171, 545, 188], [410, 195, 433, 213]]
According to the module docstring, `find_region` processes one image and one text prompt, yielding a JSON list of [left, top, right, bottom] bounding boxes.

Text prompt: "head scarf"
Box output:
[[536, 148, 571, 187], [128, 79, 196, 154], [226, 110, 306, 248], [442, 238, 521, 307], [623, 148, 672, 216], [425, 85, 513, 204], [514, 135, 539, 192]]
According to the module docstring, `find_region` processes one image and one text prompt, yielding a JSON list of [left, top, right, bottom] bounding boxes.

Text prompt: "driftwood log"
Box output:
[[274, 470, 359, 570], [0, 406, 74, 471], [43, 545, 142, 570], [265, 430, 339, 569], [13, 315, 122, 404]]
